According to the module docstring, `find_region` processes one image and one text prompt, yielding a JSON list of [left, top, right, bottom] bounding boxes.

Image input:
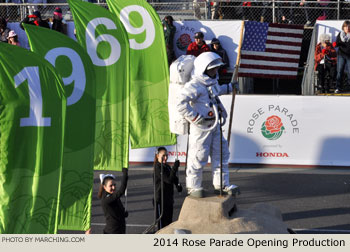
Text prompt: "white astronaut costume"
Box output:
[[176, 52, 237, 197]]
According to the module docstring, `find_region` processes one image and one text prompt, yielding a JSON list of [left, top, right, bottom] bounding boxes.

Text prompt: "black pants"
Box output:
[[155, 202, 173, 230], [317, 62, 336, 92], [166, 45, 175, 67], [103, 222, 126, 234]]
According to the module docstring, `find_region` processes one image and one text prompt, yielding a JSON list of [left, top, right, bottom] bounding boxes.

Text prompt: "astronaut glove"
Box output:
[[230, 81, 239, 91], [192, 113, 205, 125]]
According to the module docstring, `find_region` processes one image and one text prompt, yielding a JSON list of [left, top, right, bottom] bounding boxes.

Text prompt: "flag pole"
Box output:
[[227, 20, 245, 147]]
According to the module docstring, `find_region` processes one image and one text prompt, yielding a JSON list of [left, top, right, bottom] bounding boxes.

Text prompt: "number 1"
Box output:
[[14, 66, 51, 127]]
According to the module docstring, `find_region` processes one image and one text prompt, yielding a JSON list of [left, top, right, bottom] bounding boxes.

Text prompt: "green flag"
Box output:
[[106, 0, 176, 148], [68, 0, 130, 170], [24, 24, 96, 231], [0, 43, 66, 233]]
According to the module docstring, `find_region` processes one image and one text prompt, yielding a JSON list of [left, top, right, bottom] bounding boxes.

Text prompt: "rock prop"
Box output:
[[157, 193, 289, 234]]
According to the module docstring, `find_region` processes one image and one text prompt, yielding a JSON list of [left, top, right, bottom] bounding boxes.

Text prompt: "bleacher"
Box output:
[[2, 0, 350, 95], [2, 1, 349, 24]]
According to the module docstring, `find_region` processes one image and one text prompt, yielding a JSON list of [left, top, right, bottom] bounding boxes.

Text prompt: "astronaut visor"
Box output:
[[206, 58, 224, 70]]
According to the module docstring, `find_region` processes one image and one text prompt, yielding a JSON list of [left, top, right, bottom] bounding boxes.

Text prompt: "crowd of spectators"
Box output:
[[210, 0, 350, 27], [0, 6, 68, 49]]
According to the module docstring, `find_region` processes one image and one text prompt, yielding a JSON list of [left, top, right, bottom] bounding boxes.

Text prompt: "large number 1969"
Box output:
[[14, 5, 155, 127]]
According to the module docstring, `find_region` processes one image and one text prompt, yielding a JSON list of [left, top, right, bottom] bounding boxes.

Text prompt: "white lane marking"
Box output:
[[91, 223, 350, 233], [128, 167, 350, 175], [293, 228, 350, 233], [91, 223, 150, 227]]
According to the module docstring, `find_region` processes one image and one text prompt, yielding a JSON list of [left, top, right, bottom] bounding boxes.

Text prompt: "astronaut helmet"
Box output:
[[193, 52, 224, 77]]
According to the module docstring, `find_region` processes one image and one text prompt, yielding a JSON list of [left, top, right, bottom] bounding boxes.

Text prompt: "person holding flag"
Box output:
[[98, 169, 129, 234], [153, 147, 182, 230]]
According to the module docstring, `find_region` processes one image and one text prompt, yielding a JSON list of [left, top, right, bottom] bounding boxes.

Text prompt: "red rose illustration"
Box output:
[[177, 34, 192, 50], [265, 115, 283, 133]]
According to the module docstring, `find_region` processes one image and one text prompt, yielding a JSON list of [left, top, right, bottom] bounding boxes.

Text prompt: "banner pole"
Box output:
[[227, 20, 245, 147]]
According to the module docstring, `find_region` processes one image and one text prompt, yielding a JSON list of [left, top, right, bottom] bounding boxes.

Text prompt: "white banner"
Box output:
[[131, 95, 350, 167], [230, 95, 350, 166], [173, 20, 243, 69], [316, 20, 343, 43]]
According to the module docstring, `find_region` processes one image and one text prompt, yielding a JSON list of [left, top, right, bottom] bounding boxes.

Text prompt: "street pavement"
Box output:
[[60, 165, 350, 234]]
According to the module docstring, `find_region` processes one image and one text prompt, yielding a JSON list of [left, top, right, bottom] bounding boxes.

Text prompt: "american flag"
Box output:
[[238, 21, 304, 79]]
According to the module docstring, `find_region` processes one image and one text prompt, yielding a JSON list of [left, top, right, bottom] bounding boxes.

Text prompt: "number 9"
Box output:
[[45, 47, 86, 106], [120, 5, 155, 50]]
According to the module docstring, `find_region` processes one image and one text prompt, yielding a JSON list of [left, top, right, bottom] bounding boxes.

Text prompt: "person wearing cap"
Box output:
[[52, 7, 67, 34], [162, 15, 176, 66], [7, 30, 20, 46], [20, 10, 50, 30], [186, 31, 210, 57], [97, 168, 129, 234], [176, 52, 239, 198], [0, 17, 10, 43], [314, 33, 336, 93], [210, 38, 229, 76]]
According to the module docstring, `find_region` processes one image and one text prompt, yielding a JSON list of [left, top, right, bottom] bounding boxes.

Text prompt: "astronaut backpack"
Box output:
[[168, 55, 196, 135]]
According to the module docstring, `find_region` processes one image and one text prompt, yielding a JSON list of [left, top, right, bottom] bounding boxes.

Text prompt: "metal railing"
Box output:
[[1, 1, 350, 25]]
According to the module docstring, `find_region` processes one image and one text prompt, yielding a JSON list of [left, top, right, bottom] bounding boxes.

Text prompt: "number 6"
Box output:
[[85, 17, 121, 66]]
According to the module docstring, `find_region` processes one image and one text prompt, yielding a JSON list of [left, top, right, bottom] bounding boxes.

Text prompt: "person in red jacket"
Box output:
[[314, 33, 337, 93], [186, 31, 210, 57]]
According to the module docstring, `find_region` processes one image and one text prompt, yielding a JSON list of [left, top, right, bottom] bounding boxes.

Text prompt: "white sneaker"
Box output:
[[214, 184, 240, 195], [187, 187, 204, 198]]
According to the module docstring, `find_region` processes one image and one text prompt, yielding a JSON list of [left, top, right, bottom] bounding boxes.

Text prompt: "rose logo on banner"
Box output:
[[176, 34, 192, 51], [261, 115, 285, 140]]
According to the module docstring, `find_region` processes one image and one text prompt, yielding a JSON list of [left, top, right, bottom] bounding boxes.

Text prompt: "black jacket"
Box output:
[[52, 19, 66, 34], [101, 169, 128, 234], [336, 33, 350, 57], [20, 17, 50, 30], [163, 21, 176, 49], [154, 161, 179, 206], [211, 45, 229, 69], [0, 28, 10, 43]]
